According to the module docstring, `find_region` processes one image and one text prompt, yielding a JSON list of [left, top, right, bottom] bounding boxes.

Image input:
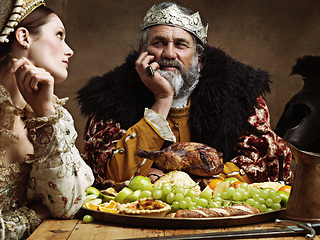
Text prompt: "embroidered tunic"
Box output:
[[83, 96, 292, 187], [0, 85, 94, 240]]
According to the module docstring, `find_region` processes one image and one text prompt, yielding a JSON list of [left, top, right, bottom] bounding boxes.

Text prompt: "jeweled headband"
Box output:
[[140, 3, 208, 45], [0, 0, 46, 43]]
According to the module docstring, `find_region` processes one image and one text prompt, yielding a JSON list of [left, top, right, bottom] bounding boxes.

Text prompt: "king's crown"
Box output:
[[140, 4, 208, 45]]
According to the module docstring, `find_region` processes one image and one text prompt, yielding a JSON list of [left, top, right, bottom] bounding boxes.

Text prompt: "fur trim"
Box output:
[[291, 55, 320, 79], [76, 46, 271, 161]]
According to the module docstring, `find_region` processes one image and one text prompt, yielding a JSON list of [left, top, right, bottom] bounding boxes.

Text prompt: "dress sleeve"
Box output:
[[83, 109, 175, 186], [25, 97, 94, 219], [230, 96, 294, 184], [0, 207, 41, 240]]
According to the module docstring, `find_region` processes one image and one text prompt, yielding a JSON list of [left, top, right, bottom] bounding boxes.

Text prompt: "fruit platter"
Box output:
[[81, 171, 290, 228]]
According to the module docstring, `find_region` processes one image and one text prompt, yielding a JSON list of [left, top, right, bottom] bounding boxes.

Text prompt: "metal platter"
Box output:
[[80, 207, 285, 229]]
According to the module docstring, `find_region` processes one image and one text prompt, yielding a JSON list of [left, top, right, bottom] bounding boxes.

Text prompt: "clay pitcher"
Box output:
[[285, 143, 320, 222]]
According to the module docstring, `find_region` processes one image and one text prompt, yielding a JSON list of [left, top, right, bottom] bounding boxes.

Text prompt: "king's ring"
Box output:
[[146, 65, 156, 77]]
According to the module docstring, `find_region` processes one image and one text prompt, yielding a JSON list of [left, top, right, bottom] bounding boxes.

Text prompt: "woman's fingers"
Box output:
[[13, 58, 54, 93]]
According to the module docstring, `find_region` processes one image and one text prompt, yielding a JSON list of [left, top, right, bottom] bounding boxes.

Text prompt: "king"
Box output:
[[77, 2, 293, 188]]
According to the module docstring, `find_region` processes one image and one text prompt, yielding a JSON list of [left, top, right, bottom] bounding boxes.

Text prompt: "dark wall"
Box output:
[[46, 0, 320, 152]]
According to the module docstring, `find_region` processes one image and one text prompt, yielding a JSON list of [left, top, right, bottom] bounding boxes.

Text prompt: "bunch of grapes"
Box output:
[[215, 183, 284, 213], [144, 182, 285, 213]]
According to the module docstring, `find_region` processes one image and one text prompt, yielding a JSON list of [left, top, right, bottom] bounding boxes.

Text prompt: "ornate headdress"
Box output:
[[0, 0, 45, 43], [140, 3, 208, 45]]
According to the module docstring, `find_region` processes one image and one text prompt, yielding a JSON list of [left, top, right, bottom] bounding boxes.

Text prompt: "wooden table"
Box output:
[[28, 218, 320, 240]]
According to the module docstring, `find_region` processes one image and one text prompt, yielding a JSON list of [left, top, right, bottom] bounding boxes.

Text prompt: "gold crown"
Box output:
[[140, 4, 208, 45], [0, 0, 46, 43]]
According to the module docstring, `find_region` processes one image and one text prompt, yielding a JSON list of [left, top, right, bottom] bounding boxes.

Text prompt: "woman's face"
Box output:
[[27, 14, 73, 83]]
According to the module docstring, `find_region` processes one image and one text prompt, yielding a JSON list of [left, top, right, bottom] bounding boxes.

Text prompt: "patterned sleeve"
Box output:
[[82, 109, 173, 186], [230, 96, 294, 184], [1, 207, 41, 240], [25, 97, 94, 219]]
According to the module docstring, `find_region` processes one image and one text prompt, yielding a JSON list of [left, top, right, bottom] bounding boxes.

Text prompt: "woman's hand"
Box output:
[[11, 57, 55, 117], [135, 52, 173, 119]]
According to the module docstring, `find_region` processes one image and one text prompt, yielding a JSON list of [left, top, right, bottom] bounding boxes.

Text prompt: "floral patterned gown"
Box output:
[[0, 85, 94, 240]]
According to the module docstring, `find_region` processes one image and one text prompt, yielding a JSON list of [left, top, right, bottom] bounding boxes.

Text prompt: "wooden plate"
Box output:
[[80, 207, 285, 229]]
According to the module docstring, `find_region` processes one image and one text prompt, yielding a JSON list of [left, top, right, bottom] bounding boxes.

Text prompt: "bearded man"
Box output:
[[77, 2, 293, 187]]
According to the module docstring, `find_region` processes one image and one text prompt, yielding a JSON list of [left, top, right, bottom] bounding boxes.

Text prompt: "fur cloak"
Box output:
[[76, 46, 271, 161]]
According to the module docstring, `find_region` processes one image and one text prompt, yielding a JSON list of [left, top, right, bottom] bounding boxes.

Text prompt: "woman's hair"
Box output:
[[0, 6, 55, 63]]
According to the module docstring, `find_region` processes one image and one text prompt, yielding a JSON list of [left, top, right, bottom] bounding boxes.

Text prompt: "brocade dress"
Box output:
[[0, 85, 94, 240]]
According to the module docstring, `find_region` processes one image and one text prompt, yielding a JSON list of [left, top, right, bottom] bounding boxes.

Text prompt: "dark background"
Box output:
[[46, 0, 320, 152]]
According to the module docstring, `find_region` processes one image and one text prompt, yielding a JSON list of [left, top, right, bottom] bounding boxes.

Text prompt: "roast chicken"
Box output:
[[137, 142, 224, 177]]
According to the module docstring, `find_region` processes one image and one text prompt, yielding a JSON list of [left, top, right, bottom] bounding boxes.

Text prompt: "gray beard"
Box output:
[[157, 57, 200, 99]]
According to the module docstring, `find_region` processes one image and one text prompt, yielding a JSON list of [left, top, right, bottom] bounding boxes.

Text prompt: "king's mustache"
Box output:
[[157, 59, 182, 71]]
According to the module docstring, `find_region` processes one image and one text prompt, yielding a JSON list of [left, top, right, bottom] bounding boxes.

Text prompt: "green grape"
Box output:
[[242, 191, 249, 200], [267, 189, 277, 199], [151, 186, 161, 194], [174, 193, 184, 202], [140, 190, 152, 199], [266, 208, 274, 212], [179, 200, 188, 209], [257, 197, 266, 204], [246, 198, 255, 206], [83, 215, 94, 223], [174, 186, 185, 194], [214, 196, 223, 202], [259, 190, 269, 199], [209, 201, 221, 208], [172, 201, 180, 210], [192, 196, 200, 203], [152, 189, 163, 200], [199, 190, 212, 201], [196, 198, 209, 208], [187, 201, 196, 209], [166, 192, 175, 204], [253, 201, 261, 209], [212, 192, 221, 199], [253, 193, 260, 201], [248, 187, 259, 197], [240, 182, 248, 190], [272, 195, 282, 204], [161, 182, 172, 189], [226, 187, 236, 197], [271, 203, 281, 210], [259, 203, 267, 212], [161, 193, 168, 202], [186, 189, 197, 198], [221, 191, 230, 200], [162, 186, 172, 195], [265, 198, 273, 207], [184, 196, 192, 204], [236, 187, 246, 195], [233, 191, 242, 201]]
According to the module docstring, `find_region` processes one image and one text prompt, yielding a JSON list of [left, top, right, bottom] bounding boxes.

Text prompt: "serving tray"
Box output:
[[80, 207, 285, 229]]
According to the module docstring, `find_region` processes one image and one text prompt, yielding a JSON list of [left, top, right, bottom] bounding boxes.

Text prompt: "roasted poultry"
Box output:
[[137, 142, 224, 177]]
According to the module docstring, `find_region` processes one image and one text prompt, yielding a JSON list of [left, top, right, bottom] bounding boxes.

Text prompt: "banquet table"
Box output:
[[27, 217, 320, 240]]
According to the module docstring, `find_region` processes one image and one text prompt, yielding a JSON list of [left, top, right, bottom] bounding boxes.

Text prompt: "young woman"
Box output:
[[0, 1, 94, 239]]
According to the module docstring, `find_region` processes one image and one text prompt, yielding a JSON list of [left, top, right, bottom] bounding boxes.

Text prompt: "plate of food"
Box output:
[[80, 170, 290, 229]]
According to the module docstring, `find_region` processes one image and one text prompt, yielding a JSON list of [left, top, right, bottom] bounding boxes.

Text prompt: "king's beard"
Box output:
[[157, 55, 200, 100]]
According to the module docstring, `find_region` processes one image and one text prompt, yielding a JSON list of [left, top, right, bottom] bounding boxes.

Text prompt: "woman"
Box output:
[[0, 1, 94, 239]]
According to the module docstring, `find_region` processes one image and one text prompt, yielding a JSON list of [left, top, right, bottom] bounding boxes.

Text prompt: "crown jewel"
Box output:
[[0, 0, 45, 43], [140, 4, 208, 45]]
